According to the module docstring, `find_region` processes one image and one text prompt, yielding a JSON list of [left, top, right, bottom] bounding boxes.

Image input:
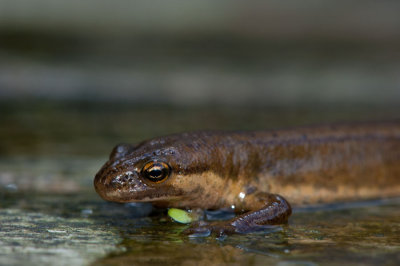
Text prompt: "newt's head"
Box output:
[[94, 133, 226, 208]]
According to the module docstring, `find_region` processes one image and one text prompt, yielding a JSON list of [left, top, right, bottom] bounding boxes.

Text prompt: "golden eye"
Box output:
[[141, 161, 171, 183]]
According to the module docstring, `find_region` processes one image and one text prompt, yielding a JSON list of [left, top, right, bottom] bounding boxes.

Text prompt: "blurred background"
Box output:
[[1, 0, 400, 191], [1, 0, 400, 104]]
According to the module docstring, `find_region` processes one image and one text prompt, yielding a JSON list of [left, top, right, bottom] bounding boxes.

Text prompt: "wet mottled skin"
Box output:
[[94, 121, 400, 235]]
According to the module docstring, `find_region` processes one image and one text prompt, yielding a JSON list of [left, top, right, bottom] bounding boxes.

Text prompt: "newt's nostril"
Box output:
[[110, 171, 135, 187], [120, 174, 133, 183]]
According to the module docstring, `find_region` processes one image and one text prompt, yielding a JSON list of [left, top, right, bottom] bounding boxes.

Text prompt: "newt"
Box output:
[[94, 121, 400, 235]]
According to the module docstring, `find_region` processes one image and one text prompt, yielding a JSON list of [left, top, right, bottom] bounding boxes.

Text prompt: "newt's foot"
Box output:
[[183, 193, 292, 237], [183, 220, 281, 237], [183, 221, 236, 237]]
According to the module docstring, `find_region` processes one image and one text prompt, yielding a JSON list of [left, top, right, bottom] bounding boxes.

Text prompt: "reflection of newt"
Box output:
[[94, 121, 400, 235]]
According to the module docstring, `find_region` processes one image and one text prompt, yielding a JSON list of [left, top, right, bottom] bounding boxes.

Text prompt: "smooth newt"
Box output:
[[94, 121, 400, 235]]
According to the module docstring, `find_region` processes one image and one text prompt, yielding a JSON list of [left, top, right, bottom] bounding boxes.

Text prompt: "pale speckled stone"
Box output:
[[0, 209, 123, 266]]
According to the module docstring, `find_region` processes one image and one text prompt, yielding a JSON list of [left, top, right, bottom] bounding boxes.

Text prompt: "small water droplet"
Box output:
[[81, 209, 93, 217], [5, 184, 18, 192]]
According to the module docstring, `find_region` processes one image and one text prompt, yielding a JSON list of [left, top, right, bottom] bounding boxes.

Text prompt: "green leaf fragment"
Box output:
[[168, 208, 193, 224]]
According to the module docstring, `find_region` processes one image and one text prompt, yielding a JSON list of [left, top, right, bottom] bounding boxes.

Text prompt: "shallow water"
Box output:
[[1, 102, 399, 265]]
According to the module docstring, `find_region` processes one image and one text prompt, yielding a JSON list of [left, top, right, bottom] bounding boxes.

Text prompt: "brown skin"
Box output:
[[94, 121, 400, 235]]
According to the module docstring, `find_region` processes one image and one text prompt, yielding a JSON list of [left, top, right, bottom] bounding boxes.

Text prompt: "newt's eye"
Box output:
[[141, 161, 171, 183]]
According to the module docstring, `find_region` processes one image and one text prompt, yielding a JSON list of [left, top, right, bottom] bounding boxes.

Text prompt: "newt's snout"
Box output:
[[94, 163, 150, 203]]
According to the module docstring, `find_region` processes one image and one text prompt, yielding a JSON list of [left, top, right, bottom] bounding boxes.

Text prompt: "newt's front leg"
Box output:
[[184, 194, 292, 236]]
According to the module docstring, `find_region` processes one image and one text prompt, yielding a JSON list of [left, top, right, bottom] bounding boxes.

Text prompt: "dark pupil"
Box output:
[[149, 169, 163, 178]]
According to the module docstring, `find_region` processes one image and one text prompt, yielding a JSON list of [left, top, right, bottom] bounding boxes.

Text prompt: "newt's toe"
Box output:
[[183, 221, 236, 237]]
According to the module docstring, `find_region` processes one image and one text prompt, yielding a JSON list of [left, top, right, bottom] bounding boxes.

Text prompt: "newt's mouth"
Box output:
[[95, 183, 184, 203], [100, 189, 183, 203], [94, 170, 185, 203]]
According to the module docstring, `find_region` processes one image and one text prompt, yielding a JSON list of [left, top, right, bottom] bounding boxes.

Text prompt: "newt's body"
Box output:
[[94, 121, 400, 235]]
